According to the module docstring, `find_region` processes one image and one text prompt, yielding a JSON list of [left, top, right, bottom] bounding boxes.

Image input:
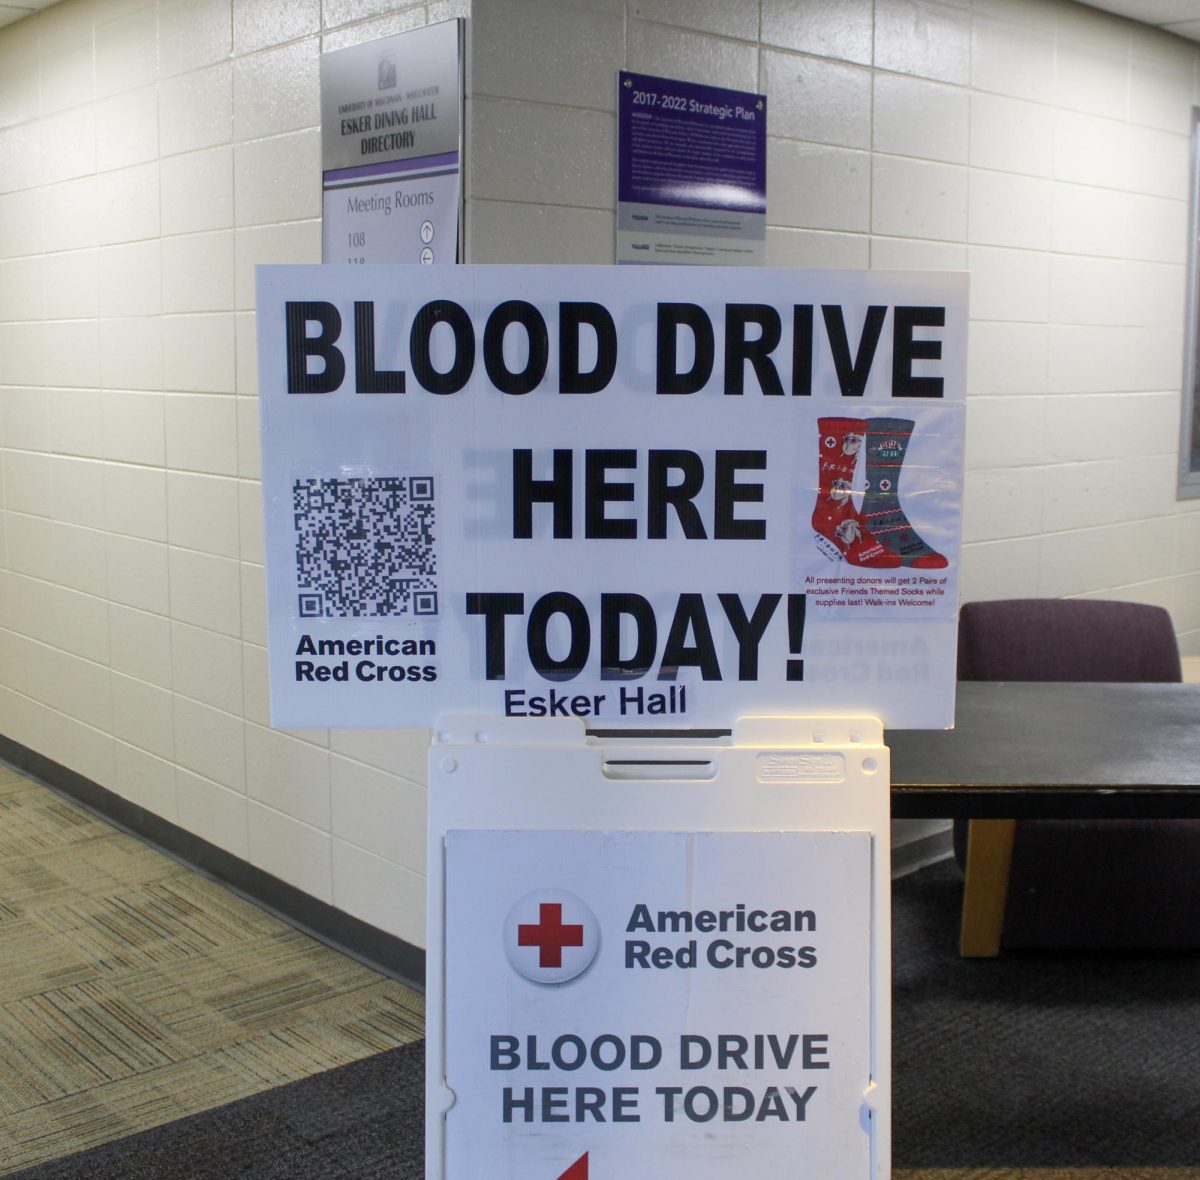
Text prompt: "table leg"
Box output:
[[959, 818, 1017, 958]]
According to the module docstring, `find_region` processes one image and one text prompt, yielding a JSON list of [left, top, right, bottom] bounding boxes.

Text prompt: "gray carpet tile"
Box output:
[[0, 767, 423, 1175], [14, 857, 1200, 1178], [893, 859, 1200, 1170], [7, 1040, 425, 1180]]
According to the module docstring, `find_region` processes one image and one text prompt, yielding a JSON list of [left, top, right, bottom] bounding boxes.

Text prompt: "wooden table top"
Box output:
[[888, 681, 1200, 819]]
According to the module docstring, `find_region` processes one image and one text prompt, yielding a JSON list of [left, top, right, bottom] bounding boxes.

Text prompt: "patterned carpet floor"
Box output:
[[891, 859, 1200, 1179], [6, 758, 1200, 1179], [896, 1173, 1200, 1179], [0, 765, 423, 1175]]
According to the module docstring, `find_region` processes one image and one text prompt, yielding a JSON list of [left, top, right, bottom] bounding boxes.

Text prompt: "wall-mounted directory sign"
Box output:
[[256, 264, 968, 730], [320, 20, 462, 265], [617, 70, 766, 265]]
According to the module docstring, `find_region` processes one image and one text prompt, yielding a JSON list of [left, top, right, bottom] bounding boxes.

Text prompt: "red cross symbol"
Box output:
[[517, 902, 584, 968]]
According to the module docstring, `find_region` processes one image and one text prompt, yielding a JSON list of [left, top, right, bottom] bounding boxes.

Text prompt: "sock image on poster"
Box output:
[[862, 417, 948, 569], [812, 417, 902, 568]]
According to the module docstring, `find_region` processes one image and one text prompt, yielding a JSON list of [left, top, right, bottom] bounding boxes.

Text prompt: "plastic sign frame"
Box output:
[[426, 715, 893, 1179]]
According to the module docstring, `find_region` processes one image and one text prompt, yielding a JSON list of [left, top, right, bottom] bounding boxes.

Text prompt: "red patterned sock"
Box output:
[[812, 417, 902, 568]]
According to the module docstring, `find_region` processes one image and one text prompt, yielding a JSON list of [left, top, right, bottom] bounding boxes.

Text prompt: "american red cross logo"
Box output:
[[504, 889, 598, 983], [517, 902, 584, 968]]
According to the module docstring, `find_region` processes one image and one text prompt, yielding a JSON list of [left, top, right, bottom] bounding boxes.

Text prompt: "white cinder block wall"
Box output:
[[1, 0, 1198, 949]]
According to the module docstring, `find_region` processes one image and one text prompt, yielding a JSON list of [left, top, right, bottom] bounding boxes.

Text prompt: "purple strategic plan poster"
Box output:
[[617, 70, 766, 265]]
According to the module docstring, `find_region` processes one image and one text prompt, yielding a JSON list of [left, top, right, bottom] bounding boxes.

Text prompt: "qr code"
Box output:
[[293, 476, 437, 618]]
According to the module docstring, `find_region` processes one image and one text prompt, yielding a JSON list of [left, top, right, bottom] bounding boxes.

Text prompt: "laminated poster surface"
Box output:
[[256, 264, 968, 730], [442, 829, 874, 1178]]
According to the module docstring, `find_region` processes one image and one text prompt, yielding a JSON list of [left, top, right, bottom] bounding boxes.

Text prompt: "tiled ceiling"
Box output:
[[0, 1, 1199, 42]]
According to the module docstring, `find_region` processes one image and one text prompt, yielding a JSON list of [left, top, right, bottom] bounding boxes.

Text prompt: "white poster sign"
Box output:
[[256, 264, 967, 730], [443, 829, 872, 1178], [320, 21, 462, 265]]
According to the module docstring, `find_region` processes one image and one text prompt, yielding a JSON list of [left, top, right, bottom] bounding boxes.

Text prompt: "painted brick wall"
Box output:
[[1, 0, 1198, 944], [468, 0, 1200, 645]]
